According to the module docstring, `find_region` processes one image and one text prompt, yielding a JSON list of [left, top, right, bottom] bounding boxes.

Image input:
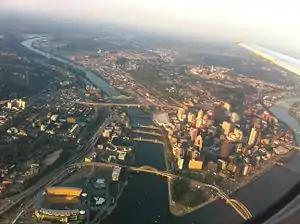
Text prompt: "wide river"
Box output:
[[22, 38, 300, 224]]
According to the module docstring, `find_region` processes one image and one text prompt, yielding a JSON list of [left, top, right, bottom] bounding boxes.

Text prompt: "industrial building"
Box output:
[[34, 186, 88, 223]]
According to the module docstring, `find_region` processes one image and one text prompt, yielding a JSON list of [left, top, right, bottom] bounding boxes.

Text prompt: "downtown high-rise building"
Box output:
[[189, 127, 198, 141], [223, 102, 231, 112], [188, 112, 195, 123], [222, 121, 232, 136], [194, 134, 203, 149], [230, 112, 240, 123], [177, 108, 186, 121], [197, 109, 204, 120], [248, 127, 259, 145], [220, 139, 232, 159]]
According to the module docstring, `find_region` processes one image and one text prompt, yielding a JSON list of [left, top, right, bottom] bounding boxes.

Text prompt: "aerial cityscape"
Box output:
[[0, 1, 300, 224]]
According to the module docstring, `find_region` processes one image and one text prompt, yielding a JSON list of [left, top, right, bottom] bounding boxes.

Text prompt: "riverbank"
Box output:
[[288, 101, 300, 128]]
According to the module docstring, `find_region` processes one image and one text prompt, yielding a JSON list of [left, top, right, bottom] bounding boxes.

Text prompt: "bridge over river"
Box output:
[[68, 162, 252, 221]]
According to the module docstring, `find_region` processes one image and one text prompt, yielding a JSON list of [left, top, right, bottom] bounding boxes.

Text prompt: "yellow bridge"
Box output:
[[72, 162, 252, 221]]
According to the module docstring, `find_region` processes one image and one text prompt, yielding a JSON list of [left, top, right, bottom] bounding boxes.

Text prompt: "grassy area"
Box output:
[[171, 177, 209, 207]]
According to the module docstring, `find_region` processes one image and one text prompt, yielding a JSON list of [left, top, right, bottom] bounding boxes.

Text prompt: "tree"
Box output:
[[171, 177, 190, 202]]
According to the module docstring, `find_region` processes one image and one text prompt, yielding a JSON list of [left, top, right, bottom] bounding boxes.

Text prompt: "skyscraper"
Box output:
[[222, 121, 232, 136], [230, 112, 240, 123], [195, 118, 204, 128], [187, 112, 195, 123], [223, 102, 231, 112], [248, 127, 259, 145], [194, 135, 203, 149], [197, 109, 204, 120], [220, 139, 232, 159], [189, 128, 198, 141], [177, 108, 186, 121]]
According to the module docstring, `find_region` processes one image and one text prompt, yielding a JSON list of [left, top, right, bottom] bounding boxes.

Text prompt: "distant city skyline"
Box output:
[[2, 0, 300, 55]]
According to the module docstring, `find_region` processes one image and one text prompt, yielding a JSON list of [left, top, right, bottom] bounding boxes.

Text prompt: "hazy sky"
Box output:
[[2, 0, 300, 53]]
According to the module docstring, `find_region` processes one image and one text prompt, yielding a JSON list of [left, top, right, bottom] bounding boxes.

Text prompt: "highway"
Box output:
[[4, 112, 117, 223]]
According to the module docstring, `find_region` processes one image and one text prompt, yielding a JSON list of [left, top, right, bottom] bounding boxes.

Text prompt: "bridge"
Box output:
[[104, 95, 133, 100], [132, 137, 165, 145], [72, 101, 143, 108], [131, 129, 162, 137], [72, 101, 179, 110], [281, 143, 300, 151], [136, 124, 161, 130], [72, 162, 252, 220]]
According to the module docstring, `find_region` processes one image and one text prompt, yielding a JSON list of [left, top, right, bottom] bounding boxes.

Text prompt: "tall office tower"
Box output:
[[233, 128, 243, 141], [190, 149, 199, 160], [253, 118, 262, 129], [178, 157, 184, 170], [7, 102, 12, 109], [211, 105, 226, 124], [230, 112, 240, 123], [222, 121, 232, 136], [195, 118, 204, 128], [197, 109, 204, 120], [187, 112, 195, 123], [248, 127, 259, 145], [220, 139, 232, 159], [189, 128, 198, 141], [177, 108, 186, 121], [194, 135, 203, 149], [223, 102, 232, 112], [211, 105, 220, 120]]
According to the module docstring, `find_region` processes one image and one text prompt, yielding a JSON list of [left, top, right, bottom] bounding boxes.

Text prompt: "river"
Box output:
[[22, 38, 300, 224]]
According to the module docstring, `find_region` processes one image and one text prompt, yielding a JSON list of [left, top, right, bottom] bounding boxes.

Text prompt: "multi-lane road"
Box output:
[[3, 112, 116, 223]]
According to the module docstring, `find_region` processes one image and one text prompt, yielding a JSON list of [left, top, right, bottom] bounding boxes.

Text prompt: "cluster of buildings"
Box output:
[[0, 87, 98, 196], [163, 100, 293, 180], [6, 102, 92, 141], [84, 111, 133, 183], [0, 98, 26, 127], [190, 65, 282, 91], [69, 53, 165, 107], [0, 162, 40, 195]]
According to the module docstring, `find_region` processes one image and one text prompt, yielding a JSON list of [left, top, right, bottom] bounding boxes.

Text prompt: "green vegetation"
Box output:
[[129, 65, 159, 87], [171, 177, 209, 207], [289, 101, 300, 123], [171, 177, 190, 201]]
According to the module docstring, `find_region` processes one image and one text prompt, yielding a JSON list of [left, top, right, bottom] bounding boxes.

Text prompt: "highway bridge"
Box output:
[[104, 95, 133, 100], [69, 162, 252, 221], [72, 101, 179, 110], [132, 137, 165, 145], [281, 143, 300, 151], [131, 129, 162, 137], [136, 124, 161, 130], [72, 101, 143, 108]]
